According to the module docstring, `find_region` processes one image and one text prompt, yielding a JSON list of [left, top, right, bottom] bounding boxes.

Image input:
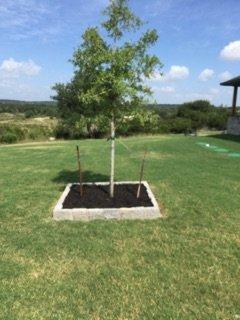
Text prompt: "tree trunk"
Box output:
[[110, 116, 115, 198]]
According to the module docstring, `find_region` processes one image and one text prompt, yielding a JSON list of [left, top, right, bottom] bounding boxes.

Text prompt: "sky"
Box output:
[[0, 0, 240, 105]]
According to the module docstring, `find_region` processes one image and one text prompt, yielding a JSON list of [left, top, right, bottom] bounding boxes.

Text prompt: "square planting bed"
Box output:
[[53, 181, 161, 221]]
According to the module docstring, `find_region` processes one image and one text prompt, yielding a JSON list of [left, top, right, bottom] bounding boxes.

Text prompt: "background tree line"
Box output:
[[0, 98, 232, 144], [0, 100, 58, 118], [54, 100, 230, 139]]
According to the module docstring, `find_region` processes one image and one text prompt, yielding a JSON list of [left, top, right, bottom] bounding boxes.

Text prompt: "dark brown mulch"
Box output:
[[62, 183, 153, 209]]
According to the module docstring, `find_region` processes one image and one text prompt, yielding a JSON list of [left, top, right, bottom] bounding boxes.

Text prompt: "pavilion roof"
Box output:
[[220, 76, 240, 87]]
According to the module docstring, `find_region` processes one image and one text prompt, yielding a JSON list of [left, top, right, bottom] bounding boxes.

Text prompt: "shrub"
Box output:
[[55, 116, 109, 139], [178, 100, 214, 115], [55, 120, 88, 139], [25, 109, 36, 118], [27, 126, 51, 140], [117, 109, 160, 135], [163, 118, 192, 133], [0, 132, 18, 144], [206, 113, 227, 130], [0, 121, 55, 144], [0, 124, 25, 142]]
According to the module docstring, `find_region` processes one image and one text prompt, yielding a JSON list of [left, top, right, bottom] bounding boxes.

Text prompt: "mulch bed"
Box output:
[[62, 183, 153, 209]]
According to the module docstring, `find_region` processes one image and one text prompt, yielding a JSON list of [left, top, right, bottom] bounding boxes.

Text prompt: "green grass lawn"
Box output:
[[0, 134, 239, 319]]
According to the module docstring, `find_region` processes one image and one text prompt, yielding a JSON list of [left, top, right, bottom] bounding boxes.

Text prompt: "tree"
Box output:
[[53, 0, 162, 197]]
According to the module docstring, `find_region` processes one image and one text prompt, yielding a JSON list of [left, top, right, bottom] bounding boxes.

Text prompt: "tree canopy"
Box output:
[[53, 0, 162, 122]]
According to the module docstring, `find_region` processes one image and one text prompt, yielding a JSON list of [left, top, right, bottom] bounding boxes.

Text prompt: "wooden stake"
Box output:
[[110, 116, 115, 198], [76, 145, 83, 197], [137, 151, 147, 199]]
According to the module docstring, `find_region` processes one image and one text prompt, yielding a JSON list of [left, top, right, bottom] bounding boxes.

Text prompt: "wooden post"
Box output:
[[232, 86, 238, 116], [110, 116, 115, 198], [76, 146, 83, 197], [137, 151, 147, 199]]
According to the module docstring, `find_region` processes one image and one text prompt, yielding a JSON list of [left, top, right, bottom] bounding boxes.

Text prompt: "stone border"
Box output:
[[53, 181, 161, 221]]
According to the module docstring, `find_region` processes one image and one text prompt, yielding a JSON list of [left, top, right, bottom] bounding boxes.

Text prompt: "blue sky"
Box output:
[[0, 0, 240, 105]]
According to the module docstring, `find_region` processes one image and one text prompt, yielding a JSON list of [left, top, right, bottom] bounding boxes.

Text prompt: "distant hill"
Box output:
[[0, 100, 175, 107], [146, 103, 180, 109], [0, 99, 56, 105], [0, 100, 183, 119], [148, 103, 181, 108]]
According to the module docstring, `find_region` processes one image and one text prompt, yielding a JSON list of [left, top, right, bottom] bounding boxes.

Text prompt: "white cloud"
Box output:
[[219, 71, 233, 82], [159, 86, 175, 93], [220, 40, 240, 61], [0, 58, 41, 78], [198, 68, 214, 81], [150, 65, 189, 82], [167, 65, 189, 80]]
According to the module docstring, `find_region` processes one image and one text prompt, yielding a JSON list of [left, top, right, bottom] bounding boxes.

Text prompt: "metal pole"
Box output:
[[137, 151, 147, 199], [110, 116, 115, 198], [232, 86, 238, 116], [76, 146, 83, 197]]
